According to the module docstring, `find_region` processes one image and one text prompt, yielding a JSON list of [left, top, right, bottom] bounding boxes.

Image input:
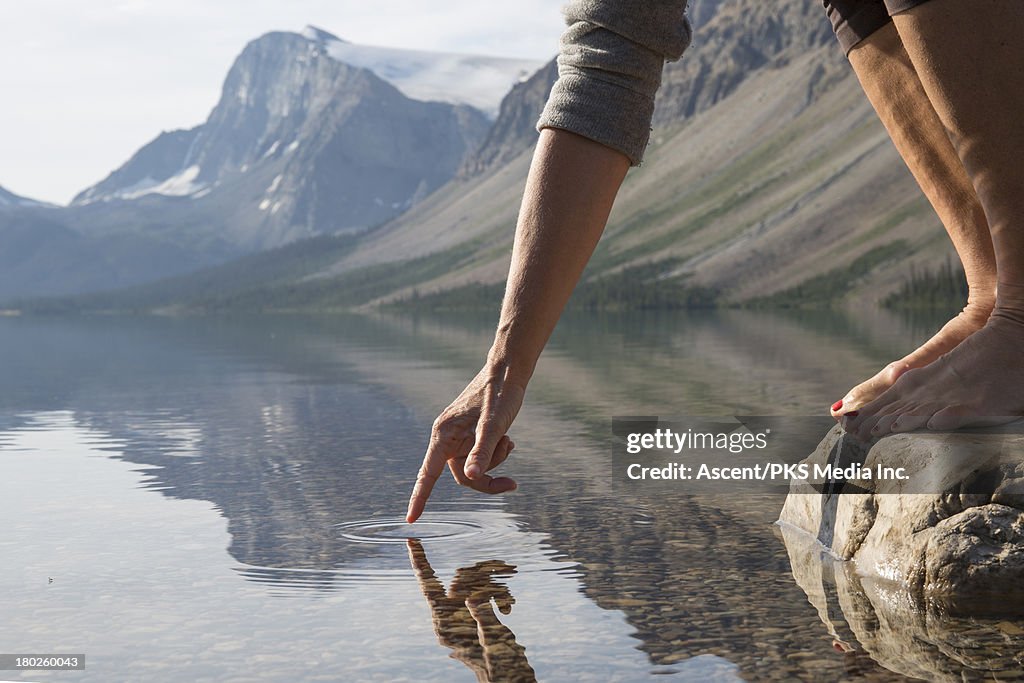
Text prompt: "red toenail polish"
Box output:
[[832, 400, 843, 412]]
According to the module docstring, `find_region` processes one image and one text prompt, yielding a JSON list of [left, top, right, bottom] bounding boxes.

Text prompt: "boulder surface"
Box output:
[[778, 423, 1024, 610]]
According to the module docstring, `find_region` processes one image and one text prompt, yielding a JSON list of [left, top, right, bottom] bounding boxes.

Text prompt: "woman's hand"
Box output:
[[406, 362, 525, 523], [405, 129, 630, 524]]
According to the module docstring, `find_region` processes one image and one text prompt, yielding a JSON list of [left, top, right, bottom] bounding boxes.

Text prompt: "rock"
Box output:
[[779, 522, 1024, 681], [778, 423, 1024, 610]]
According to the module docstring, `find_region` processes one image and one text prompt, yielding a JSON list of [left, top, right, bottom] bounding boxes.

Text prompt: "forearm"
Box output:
[[483, 1, 691, 386], [486, 128, 630, 386]]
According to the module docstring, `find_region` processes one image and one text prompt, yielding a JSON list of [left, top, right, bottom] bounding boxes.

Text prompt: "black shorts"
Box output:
[[823, 0, 935, 54]]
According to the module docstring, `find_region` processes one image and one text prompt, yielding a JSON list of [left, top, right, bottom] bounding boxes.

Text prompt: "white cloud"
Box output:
[[0, 0, 564, 204]]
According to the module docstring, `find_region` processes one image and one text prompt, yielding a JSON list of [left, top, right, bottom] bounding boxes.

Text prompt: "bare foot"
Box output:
[[842, 313, 1024, 441], [831, 302, 992, 419]]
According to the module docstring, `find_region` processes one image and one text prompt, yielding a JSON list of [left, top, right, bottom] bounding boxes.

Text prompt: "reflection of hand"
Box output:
[[406, 365, 522, 523], [407, 539, 536, 682]]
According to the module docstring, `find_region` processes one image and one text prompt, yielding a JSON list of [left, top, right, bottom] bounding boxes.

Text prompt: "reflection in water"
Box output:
[[780, 523, 1024, 681], [1, 310, 1015, 681], [408, 539, 536, 683], [0, 413, 634, 682]]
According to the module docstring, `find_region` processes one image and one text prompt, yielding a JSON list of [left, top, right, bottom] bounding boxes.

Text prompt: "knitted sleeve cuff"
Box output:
[[535, 2, 691, 166], [537, 71, 656, 166]]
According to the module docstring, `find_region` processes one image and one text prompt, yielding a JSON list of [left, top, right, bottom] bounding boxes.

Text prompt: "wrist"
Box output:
[[484, 345, 535, 389]]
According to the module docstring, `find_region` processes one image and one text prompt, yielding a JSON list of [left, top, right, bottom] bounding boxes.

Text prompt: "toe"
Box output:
[[891, 414, 931, 433], [855, 414, 884, 443], [833, 392, 860, 419], [841, 408, 875, 442], [844, 393, 897, 442], [830, 399, 845, 420], [927, 405, 974, 431], [871, 413, 900, 437], [921, 405, 1018, 431]]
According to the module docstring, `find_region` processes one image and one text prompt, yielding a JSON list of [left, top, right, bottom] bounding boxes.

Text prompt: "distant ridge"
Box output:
[[0, 185, 54, 209]]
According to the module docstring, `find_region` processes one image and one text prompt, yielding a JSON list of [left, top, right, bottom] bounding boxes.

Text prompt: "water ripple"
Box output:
[[233, 511, 579, 594], [334, 517, 486, 544]]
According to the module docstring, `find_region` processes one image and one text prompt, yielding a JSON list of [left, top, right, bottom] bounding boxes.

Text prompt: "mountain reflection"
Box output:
[[2, 310, 1007, 682]]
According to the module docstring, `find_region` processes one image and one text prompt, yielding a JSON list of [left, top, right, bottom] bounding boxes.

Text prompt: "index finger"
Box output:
[[406, 433, 453, 523]]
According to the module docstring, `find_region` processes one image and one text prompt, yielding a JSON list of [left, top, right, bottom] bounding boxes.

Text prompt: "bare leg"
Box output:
[[846, 0, 1024, 440], [832, 22, 996, 418]]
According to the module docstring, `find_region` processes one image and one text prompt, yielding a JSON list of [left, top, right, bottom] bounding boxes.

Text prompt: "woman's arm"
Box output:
[[405, 0, 692, 522], [488, 128, 630, 392], [405, 128, 629, 523]]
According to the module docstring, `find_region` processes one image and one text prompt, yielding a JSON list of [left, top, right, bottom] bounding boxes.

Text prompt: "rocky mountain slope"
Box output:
[[0, 28, 536, 301], [457, 60, 558, 178], [71, 28, 495, 249]]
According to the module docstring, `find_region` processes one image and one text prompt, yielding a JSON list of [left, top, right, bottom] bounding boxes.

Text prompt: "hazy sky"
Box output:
[[0, 1, 564, 205]]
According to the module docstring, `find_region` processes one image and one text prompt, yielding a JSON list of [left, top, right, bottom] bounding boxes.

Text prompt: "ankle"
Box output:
[[993, 281, 1024, 325], [962, 288, 995, 326]]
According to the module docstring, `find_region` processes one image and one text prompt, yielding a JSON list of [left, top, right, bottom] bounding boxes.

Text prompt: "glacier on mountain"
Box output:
[[301, 25, 543, 118]]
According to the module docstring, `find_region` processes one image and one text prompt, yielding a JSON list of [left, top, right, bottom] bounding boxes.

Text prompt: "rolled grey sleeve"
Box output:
[[537, 0, 692, 166]]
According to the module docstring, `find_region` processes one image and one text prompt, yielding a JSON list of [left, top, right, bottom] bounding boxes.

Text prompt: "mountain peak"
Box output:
[[0, 185, 54, 209], [300, 25, 345, 44]]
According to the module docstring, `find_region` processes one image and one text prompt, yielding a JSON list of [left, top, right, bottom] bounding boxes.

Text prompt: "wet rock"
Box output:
[[778, 424, 1024, 608], [780, 522, 1024, 681]]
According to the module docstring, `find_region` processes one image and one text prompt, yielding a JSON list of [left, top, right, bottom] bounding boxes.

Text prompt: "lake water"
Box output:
[[1, 310, 1021, 682]]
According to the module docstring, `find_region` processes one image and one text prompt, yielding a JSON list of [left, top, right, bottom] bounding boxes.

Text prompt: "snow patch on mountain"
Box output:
[[262, 140, 281, 159], [112, 165, 208, 201], [301, 25, 543, 118]]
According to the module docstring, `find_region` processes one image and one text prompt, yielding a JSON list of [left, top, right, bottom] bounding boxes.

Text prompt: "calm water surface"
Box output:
[[1, 310, 1020, 682]]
